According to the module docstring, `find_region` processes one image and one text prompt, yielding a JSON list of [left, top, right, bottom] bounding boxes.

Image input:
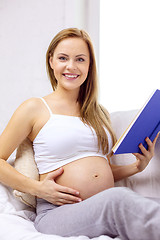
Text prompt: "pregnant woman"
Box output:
[[0, 28, 160, 240]]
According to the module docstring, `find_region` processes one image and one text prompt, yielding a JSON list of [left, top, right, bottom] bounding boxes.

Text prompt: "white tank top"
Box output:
[[33, 98, 112, 174]]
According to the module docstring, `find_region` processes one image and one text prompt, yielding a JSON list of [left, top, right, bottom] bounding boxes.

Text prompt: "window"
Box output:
[[99, 0, 160, 112]]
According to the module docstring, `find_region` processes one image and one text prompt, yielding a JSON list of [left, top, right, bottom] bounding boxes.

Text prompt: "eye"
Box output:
[[77, 57, 85, 62], [58, 56, 67, 61]]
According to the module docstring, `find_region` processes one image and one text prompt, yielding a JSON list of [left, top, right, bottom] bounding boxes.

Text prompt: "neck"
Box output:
[[54, 87, 79, 104]]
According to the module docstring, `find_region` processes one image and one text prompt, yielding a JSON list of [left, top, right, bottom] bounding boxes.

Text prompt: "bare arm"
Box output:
[[109, 132, 160, 182], [0, 99, 41, 195], [0, 99, 81, 204], [109, 162, 139, 182]]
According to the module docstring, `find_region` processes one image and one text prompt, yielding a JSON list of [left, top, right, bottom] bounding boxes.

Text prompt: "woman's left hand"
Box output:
[[133, 132, 160, 172]]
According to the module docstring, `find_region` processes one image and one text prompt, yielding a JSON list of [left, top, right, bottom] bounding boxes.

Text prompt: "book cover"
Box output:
[[112, 89, 160, 154]]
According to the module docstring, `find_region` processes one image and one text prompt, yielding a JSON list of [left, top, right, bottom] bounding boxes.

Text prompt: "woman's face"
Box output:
[[49, 37, 90, 92]]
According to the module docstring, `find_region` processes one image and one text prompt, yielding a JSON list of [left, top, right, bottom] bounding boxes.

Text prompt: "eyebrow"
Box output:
[[57, 53, 87, 57]]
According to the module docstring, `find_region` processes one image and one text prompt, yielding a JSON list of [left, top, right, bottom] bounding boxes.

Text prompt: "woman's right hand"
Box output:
[[36, 168, 82, 205]]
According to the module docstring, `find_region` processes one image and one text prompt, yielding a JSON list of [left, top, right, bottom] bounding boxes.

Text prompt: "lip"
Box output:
[[62, 73, 79, 80]]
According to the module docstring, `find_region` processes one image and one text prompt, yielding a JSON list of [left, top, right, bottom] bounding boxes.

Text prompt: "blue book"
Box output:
[[112, 89, 160, 154]]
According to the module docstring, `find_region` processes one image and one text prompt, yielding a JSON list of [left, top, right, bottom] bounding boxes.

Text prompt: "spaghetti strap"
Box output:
[[39, 97, 53, 116]]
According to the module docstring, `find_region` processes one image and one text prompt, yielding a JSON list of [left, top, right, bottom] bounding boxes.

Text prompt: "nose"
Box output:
[[66, 60, 76, 70]]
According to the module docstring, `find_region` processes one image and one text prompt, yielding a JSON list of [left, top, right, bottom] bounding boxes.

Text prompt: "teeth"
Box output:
[[65, 74, 78, 78]]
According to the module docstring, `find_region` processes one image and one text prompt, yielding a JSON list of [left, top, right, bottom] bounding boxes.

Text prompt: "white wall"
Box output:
[[0, 0, 100, 132], [100, 0, 160, 113], [64, 0, 100, 63]]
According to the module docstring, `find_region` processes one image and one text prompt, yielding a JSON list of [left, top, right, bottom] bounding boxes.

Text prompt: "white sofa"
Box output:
[[111, 110, 160, 199], [0, 110, 159, 240]]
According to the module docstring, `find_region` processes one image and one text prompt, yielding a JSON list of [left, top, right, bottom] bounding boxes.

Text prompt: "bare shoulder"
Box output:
[[17, 97, 43, 114], [0, 98, 44, 160], [13, 97, 48, 122]]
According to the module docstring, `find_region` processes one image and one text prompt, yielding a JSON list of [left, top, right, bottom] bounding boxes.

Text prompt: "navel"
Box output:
[[93, 174, 99, 178]]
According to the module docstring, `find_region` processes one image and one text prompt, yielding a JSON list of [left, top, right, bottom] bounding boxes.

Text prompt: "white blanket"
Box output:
[[0, 110, 159, 240]]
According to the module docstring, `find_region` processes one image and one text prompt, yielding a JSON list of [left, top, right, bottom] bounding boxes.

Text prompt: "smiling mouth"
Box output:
[[63, 74, 79, 80]]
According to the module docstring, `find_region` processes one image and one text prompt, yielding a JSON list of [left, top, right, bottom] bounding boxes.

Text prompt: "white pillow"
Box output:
[[13, 138, 39, 208], [110, 110, 160, 198]]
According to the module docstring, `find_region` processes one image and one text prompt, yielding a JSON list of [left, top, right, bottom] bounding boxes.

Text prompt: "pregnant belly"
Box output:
[[41, 157, 114, 200]]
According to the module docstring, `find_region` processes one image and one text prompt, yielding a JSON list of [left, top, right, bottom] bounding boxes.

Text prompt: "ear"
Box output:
[[49, 56, 54, 70]]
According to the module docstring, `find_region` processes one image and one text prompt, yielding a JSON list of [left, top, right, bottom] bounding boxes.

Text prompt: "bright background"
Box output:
[[99, 0, 160, 112], [0, 0, 99, 131], [1, 0, 160, 132]]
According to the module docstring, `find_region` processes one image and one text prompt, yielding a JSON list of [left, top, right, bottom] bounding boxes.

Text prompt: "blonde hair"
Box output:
[[46, 28, 116, 154]]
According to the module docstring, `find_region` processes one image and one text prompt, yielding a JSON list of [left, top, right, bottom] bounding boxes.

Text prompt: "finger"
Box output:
[[145, 137, 153, 152], [58, 184, 80, 197], [138, 143, 149, 157], [45, 168, 64, 181], [133, 152, 142, 159], [145, 136, 158, 157], [54, 201, 64, 206], [152, 131, 160, 145], [55, 200, 77, 206], [57, 192, 82, 203], [57, 197, 81, 205], [133, 152, 146, 163]]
